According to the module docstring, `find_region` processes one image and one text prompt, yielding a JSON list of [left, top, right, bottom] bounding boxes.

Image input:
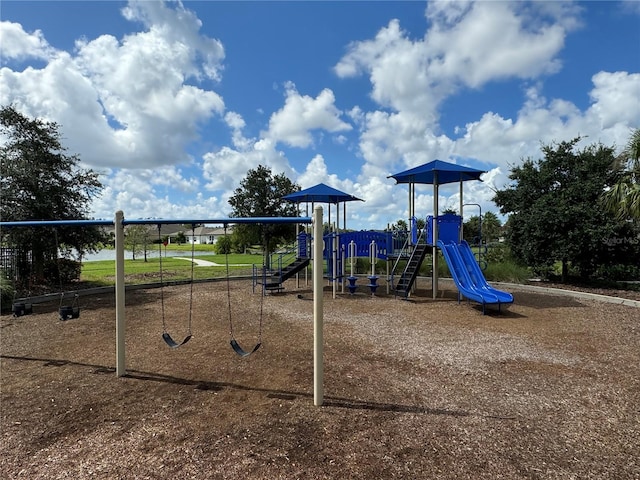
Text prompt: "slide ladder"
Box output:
[[393, 242, 429, 298]]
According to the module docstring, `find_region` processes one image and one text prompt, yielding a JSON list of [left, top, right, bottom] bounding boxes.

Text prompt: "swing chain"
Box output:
[[158, 224, 167, 334]]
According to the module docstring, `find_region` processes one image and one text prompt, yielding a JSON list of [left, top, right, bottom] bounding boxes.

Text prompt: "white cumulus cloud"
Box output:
[[266, 82, 352, 148], [0, 21, 54, 61]]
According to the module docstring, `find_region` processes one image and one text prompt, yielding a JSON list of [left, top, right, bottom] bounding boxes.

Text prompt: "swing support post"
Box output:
[[115, 210, 126, 377], [313, 205, 324, 407]]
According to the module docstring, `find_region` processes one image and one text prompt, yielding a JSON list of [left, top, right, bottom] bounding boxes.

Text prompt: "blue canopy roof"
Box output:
[[282, 183, 363, 204], [388, 159, 485, 185]]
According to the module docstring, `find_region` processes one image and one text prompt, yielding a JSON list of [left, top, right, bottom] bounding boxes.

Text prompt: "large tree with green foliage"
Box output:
[[0, 105, 104, 286], [227, 165, 300, 261], [463, 211, 502, 244], [601, 128, 640, 221], [494, 137, 637, 282]]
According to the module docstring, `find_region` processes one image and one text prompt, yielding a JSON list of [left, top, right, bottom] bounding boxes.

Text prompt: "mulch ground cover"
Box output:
[[1, 278, 639, 479]]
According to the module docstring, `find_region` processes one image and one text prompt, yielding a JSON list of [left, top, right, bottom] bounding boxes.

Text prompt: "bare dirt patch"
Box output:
[[1, 279, 639, 479]]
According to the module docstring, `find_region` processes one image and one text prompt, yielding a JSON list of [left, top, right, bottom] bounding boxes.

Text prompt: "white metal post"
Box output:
[[115, 210, 126, 377], [313, 205, 324, 406]]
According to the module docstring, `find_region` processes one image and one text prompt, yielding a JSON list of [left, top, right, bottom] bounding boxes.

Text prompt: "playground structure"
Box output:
[[272, 161, 513, 310], [275, 164, 513, 310], [316, 213, 512, 312]]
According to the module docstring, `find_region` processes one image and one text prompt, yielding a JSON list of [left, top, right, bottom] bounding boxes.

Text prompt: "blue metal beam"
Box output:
[[122, 217, 312, 226], [0, 217, 312, 228], [0, 219, 114, 228]]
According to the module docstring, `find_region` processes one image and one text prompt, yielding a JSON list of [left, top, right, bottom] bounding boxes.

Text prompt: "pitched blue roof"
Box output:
[[388, 159, 485, 185], [282, 183, 363, 204]]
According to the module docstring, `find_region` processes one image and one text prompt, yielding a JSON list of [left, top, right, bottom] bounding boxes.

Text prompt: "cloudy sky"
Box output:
[[1, 0, 639, 229]]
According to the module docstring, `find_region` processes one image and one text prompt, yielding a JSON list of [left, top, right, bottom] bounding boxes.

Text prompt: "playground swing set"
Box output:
[[157, 224, 194, 348], [1, 211, 324, 404], [222, 224, 264, 357], [11, 228, 81, 320], [155, 222, 264, 356]]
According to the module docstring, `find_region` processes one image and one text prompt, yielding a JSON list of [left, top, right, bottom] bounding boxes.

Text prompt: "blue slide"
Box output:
[[437, 240, 513, 312]]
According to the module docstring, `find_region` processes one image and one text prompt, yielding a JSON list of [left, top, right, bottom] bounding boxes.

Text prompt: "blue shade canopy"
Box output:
[[388, 159, 485, 185], [282, 183, 363, 204]]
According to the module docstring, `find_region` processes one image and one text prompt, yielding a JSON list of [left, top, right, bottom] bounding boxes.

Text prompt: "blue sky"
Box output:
[[1, 0, 639, 229]]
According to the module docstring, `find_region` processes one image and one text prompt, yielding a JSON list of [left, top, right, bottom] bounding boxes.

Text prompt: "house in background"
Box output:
[[168, 226, 230, 245]]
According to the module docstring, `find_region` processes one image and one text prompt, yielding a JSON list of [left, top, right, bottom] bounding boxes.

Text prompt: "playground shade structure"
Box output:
[[438, 240, 514, 311], [283, 183, 363, 232]]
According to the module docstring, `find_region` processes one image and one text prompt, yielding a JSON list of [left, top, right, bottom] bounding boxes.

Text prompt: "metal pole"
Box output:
[[332, 230, 337, 299], [341, 244, 345, 294], [433, 174, 439, 299], [463, 203, 482, 264], [313, 205, 324, 406], [459, 179, 464, 242], [343, 202, 347, 232], [115, 210, 126, 377]]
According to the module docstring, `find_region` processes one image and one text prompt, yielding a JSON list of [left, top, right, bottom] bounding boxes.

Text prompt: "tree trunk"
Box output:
[[561, 258, 568, 283]]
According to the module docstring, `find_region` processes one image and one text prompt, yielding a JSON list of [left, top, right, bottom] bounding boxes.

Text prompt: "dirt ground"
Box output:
[[1, 278, 639, 479]]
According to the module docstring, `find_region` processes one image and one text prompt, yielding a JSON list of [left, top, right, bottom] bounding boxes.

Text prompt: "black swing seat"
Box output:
[[59, 305, 80, 321], [12, 302, 33, 317], [230, 339, 261, 357], [162, 332, 192, 349]]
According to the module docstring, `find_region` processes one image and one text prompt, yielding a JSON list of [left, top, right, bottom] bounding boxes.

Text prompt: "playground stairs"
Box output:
[[273, 257, 310, 282], [263, 256, 310, 292], [393, 243, 429, 298]]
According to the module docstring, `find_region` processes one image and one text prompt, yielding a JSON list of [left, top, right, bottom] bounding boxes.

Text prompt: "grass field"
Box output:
[[81, 254, 263, 285]]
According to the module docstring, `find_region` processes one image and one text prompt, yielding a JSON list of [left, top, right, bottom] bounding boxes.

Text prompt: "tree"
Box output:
[[481, 212, 502, 243], [462, 216, 482, 244], [124, 225, 154, 261], [0, 105, 104, 286], [213, 234, 233, 255], [175, 231, 186, 244], [388, 219, 408, 232], [227, 165, 300, 264], [601, 128, 640, 221], [493, 137, 630, 282], [464, 212, 502, 244]]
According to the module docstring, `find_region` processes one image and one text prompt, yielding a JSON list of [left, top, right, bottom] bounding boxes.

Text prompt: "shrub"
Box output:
[[214, 235, 232, 255], [1, 274, 15, 313], [354, 257, 385, 275], [594, 264, 640, 282], [43, 258, 82, 285], [484, 260, 530, 283]]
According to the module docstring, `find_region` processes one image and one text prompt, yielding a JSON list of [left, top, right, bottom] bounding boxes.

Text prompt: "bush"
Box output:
[[43, 258, 82, 285], [483, 243, 509, 264], [214, 235, 232, 255], [354, 257, 385, 275], [594, 264, 640, 282], [1, 274, 15, 313], [484, 260, 531, 283]]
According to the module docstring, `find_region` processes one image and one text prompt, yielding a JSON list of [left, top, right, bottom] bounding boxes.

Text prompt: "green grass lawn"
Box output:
[[81, 254, 264, 285]]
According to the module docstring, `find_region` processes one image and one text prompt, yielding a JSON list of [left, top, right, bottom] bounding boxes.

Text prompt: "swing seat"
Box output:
[[230, 339, 261, 357], [162, 332, 192, 349], [59, 305, 80, 321], [12, 302, 32, 317]]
